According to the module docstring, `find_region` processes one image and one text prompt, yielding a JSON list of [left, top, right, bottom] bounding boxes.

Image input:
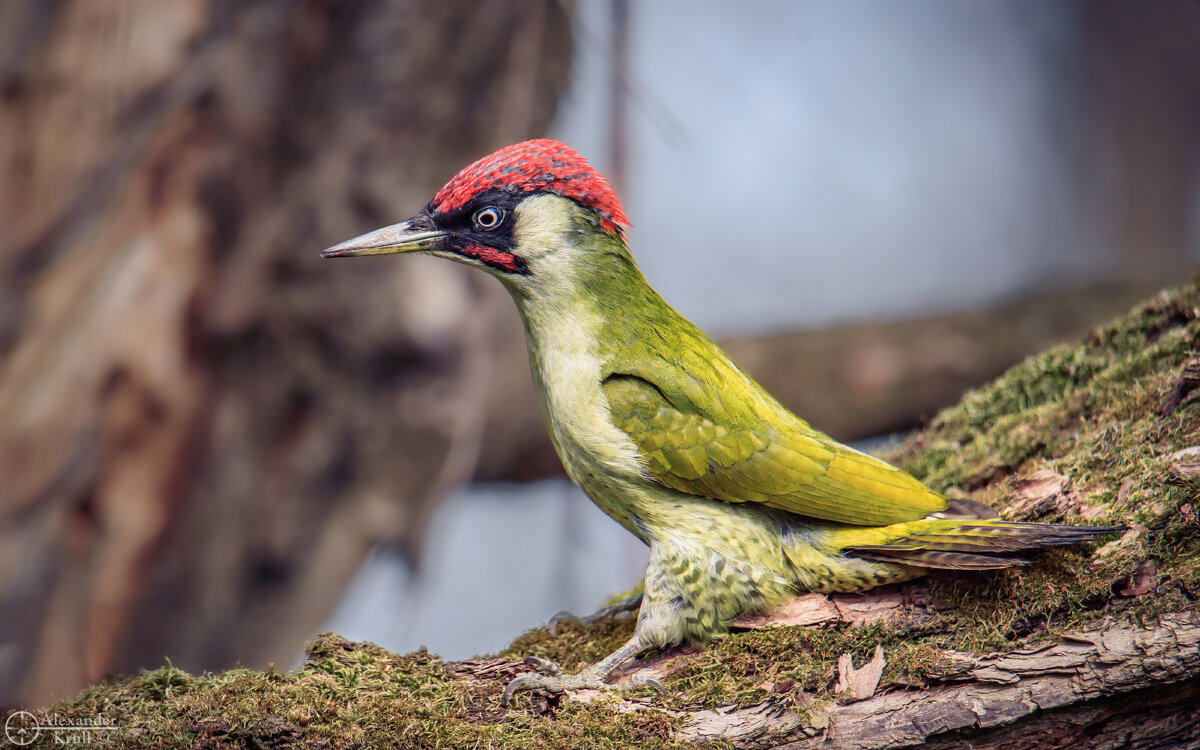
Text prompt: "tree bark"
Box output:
[[666, 610, 1200, 748]]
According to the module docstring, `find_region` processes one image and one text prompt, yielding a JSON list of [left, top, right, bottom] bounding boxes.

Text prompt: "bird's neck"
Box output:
[[505, 233, 665, 362], [501, 230, 668, 510]]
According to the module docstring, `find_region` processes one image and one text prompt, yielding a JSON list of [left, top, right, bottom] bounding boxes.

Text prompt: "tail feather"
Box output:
[[844, 520, 1123, 571], [849, 548, 1028, 570]]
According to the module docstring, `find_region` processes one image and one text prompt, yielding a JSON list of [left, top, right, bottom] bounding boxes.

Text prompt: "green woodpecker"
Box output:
[[322, 139, 1119, 704]]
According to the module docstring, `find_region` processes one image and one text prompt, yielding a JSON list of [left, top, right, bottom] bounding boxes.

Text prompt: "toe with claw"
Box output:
[[503, 657, 604, 706], [503, 633, 663, 706], [549, 593, 643, 632], [502, 652, 664, 706]]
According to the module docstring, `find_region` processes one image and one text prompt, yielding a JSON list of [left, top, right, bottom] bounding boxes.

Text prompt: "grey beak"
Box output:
[[321, 218, 447, 258]]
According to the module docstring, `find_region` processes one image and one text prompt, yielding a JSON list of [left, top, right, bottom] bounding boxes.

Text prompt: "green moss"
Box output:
[[46, 282, 1200, 747], [503, 615, 637, 673], [52, 635, 705, 749], [897, 286, 1200, 496]]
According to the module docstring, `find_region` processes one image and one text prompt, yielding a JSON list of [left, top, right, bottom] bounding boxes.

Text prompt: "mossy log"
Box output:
[[45, 281, 1200, 748]]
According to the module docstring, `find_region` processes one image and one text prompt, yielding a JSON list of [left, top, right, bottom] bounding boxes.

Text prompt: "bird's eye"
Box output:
[[473, 207, 504, 230]]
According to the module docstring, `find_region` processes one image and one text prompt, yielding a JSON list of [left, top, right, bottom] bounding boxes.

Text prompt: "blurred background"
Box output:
[[1, 0, 1198, 709]]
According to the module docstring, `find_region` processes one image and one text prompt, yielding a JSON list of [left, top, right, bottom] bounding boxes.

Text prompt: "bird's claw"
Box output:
[[548, 593, 643, 633], [522, 655, 562, 676], [503, 658, 603, 706], [502, 656, 662, 706], [623, 674, 665, 693]]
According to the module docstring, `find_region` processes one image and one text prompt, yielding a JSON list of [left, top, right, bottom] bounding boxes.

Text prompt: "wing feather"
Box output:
[[603, 373, 945, 525]]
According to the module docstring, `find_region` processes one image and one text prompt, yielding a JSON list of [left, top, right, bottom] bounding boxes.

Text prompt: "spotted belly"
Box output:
[[628, 497, 927, 645]]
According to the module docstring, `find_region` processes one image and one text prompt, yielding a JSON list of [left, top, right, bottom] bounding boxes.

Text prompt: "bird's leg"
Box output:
[[502, 632, 662, 706], [549, 592, 643, 630], [507, 548, 678, 706]]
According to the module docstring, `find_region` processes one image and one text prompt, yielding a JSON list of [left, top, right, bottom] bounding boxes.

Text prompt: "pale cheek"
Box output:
[[512, 196, 576, 257]]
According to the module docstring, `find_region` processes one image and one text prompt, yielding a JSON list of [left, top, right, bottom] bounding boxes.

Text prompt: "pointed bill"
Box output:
[[320, 218, 446, 258]]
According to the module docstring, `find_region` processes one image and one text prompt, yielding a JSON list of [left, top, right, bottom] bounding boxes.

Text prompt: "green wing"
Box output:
[[603, 373, 946, 526]]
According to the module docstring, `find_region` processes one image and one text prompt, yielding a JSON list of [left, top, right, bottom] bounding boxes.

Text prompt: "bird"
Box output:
[[321, 139, 1121, 705]]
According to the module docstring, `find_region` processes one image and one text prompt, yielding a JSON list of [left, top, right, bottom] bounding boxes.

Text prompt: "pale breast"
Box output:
[[526, 314, 644, 482]]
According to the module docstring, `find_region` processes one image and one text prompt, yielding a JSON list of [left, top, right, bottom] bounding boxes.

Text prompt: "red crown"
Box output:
[[432, 139, 629, 234]]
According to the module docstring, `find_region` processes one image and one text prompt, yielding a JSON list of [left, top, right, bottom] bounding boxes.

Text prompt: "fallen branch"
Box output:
[[667, 611, 1200, 748]]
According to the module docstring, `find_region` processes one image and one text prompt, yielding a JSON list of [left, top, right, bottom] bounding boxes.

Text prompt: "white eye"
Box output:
[[473, 206, 504, 230]]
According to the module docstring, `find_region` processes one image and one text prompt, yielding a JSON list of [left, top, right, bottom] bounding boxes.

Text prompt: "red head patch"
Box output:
[[432, 139, 630, 234]]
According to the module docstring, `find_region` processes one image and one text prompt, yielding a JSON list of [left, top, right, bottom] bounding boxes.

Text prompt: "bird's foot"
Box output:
[[502, 655, 663, 706], [549, 592, 643, 632]]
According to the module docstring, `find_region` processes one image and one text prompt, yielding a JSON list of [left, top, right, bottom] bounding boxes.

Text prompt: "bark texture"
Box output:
[[0, 0, 571, 708], [669, 610, 1200, 748]]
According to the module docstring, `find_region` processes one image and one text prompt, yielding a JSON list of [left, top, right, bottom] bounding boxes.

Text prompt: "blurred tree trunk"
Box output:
[[1082, 0, 1200, 273], [0, 0, 571, 708]]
